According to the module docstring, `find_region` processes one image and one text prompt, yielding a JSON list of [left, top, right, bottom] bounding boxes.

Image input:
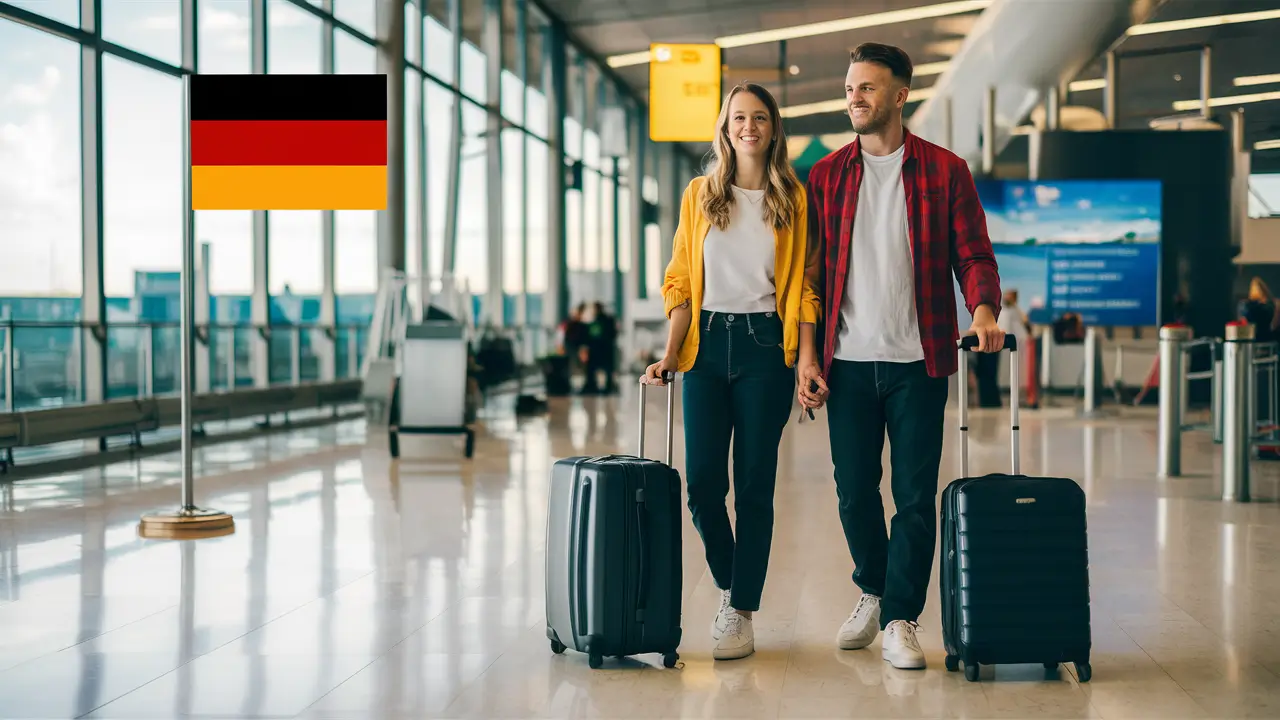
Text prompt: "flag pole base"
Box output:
[[138, 507, 235, 540]]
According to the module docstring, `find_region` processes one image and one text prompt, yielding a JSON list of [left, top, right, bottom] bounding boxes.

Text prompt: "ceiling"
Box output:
[[538, 0, 1280, 172]]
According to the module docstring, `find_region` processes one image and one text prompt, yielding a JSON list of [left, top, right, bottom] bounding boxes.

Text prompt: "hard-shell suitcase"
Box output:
[[942, 335, 1092, 683], [544, 373, 683, 669]]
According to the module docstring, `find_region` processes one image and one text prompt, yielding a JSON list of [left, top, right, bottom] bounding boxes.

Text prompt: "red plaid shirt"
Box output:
[[806, 130, 1001, 379]]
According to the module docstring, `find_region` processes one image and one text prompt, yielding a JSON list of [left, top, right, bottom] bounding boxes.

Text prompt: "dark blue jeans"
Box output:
[[682, 310, 795, 612], [825, 359, 949, 628]]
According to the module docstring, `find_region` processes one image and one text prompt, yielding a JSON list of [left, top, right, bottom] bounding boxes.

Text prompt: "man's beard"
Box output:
[[849, 104, 889, 134]]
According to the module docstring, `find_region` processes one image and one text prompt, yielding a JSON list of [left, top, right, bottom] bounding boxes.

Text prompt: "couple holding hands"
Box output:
[[639, 42, 1005, 667]]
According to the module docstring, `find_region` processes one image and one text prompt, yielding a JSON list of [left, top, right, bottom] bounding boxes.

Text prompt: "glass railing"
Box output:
[[0, 321, 370, 413]]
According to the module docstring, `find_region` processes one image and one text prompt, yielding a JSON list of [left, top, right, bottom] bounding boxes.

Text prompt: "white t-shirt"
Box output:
[[701, 186, 777, 314], [834, 145, 924, 362]]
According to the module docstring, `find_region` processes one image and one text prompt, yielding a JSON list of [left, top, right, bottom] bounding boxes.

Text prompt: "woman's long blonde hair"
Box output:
[[701, 82, 801, 231]]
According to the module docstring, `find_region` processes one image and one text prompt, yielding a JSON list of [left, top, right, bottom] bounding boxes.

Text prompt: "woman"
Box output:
[[1241, 277, 1280, 343], [641, 82, 826, 660]]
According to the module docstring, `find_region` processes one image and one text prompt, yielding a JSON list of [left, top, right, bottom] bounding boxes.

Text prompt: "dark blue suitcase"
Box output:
[[544, 374, 683, 669], [942, 335, 1093, 683]]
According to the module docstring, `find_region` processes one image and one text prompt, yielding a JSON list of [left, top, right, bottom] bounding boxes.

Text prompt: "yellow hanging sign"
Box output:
[[648, 43, 722, 143]]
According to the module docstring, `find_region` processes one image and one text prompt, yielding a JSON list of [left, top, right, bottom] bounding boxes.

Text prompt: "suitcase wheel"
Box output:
[[1076, 662, 1091, 683], [662, 651, 679, 669], [964, 663, 980, 682], [588, 653, 603, 669], [945, 655, 959, 672], [549, 639, 565, 655]]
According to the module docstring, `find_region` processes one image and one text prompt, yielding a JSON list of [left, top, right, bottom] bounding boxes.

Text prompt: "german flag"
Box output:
[[190, 74, 388, 211]]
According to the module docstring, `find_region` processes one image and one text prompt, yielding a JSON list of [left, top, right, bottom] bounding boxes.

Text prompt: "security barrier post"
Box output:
[[1222, 322, 1254, 502], [1158, 325, 1192, 477]]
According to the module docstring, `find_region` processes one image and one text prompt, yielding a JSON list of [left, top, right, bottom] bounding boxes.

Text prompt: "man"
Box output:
[[800, 42, 1004, 670]]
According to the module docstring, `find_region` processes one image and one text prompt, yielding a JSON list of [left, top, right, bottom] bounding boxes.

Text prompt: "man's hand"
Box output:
[[967, 304, 1005, 353], [797, 362, 828, 410]]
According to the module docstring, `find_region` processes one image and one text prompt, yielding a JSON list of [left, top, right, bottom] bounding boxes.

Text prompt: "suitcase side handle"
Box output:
[[634, 493, 650, 621], [637, 371, 676, 465], [957, 334, 1020, 477]]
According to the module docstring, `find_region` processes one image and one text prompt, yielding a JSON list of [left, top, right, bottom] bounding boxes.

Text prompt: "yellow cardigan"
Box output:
[[661, 176, 822, 372]]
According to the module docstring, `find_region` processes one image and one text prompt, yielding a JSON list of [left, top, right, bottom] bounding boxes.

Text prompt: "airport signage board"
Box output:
[[954, 179, 1163, 328], [649, 43, 721, 143]]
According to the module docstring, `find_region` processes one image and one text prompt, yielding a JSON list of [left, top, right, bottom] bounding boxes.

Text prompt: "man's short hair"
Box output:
[[849, 42, 913, 86]]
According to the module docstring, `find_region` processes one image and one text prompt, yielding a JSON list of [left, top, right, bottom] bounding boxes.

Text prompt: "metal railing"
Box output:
[[0, 320, 370, 413]]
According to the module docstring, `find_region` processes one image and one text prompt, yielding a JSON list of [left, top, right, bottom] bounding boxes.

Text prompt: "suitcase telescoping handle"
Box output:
[[637, 371, 677, 465], [957, 334, 1019, 478]]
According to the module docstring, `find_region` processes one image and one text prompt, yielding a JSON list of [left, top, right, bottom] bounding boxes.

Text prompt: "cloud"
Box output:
[[3, 66, 61, 107]]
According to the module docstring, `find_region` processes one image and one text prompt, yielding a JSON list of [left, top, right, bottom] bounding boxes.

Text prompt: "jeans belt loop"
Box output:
[[705, 310, 715, 332], [746, 313, 755, 336]]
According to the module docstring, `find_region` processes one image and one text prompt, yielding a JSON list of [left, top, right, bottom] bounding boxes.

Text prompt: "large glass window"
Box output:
[[406, 71, 423, 278], [334, 31, 378, 303], [3, 0, 78, 28], [601, 168, 615, 273], [269, 211, 323, 296], [333, 0, 375, 36], [103, 0, 181, 68], [425, 81, 454, 281], [335, 29, 377, 73], [456, 101, 487, 311], [0, 21, 82, 298], [526, 138, 549, 324], [583, 169, 600, 271], [103, 57, 182, 299], [423, 14, 454, 85], [502, 128, 525, 323], [198, 0, 251, 74], [459, 41, 487, 102], [268, 0, 323, 74]]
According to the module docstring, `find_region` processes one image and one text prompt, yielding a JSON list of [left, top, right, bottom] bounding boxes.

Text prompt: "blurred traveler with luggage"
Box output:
[[804, 42, 1002, 669], [642, 81, 824, 660]]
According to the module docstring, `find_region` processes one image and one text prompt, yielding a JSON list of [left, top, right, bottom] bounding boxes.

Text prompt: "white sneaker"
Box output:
[[882, 620, 926, 669], [712, 611, 755, 660], [837, 594, 881, 650], [711, 589, 733, 640]]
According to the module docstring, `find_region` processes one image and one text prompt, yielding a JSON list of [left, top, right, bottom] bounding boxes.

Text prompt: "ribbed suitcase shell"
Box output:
[[940, 474, 1092, 666], [544, 378, 683, 668], [944, 335, 1092, 681]]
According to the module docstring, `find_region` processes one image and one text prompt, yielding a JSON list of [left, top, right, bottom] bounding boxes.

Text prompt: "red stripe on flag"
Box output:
[[191, 120, 387, 166]]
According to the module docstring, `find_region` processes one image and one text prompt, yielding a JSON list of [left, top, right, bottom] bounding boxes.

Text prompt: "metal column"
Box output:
[[377, 0, 407, 275], [981, 86, 996, 176], [1221, 323, 1254, 502], [482, 0, 505, 325], [1103, 51, 1118, 129], [1199, 45, 1212, 120], [1157, 324, 1191, 477]]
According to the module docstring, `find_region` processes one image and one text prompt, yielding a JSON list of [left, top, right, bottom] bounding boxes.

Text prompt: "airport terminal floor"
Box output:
[[1, 385, 1279, 719]]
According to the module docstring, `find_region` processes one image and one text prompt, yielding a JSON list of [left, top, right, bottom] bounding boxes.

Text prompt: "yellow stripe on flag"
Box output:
[[192, 165, 387, 210]]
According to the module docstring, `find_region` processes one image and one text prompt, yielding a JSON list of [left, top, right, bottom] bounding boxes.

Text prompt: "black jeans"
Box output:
[[826, 359, 949, 627], [683, 310, 794, 612]]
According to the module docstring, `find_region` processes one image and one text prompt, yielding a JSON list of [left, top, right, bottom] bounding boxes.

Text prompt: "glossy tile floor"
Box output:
[[2, 386, 1280, 719]]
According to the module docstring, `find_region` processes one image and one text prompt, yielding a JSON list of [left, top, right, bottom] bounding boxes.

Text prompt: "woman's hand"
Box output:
[[642, 355, 679, 385], [797, 362, 828, 409]]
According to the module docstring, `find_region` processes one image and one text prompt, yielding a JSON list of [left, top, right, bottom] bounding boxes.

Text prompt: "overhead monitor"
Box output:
[[648, 43, 721, 143]]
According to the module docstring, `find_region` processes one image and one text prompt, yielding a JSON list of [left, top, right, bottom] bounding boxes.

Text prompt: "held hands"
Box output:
[[797, 362, 828, 410], [642, 355, 679, 386], [967, 304, 1006, 353]]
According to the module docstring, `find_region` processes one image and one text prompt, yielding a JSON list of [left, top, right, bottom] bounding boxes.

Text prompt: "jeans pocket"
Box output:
[[748, 317, 784, 349]]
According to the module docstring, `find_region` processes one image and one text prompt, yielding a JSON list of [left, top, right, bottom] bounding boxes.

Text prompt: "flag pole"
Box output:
[[138, 71, 234, 539]]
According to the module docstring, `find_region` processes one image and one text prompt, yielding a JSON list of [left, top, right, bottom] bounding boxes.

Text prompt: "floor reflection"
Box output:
[[0, 396, 1277, 718]]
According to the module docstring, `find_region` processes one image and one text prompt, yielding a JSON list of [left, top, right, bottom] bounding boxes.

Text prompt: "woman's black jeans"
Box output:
[[682, 309, 795, 612]]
